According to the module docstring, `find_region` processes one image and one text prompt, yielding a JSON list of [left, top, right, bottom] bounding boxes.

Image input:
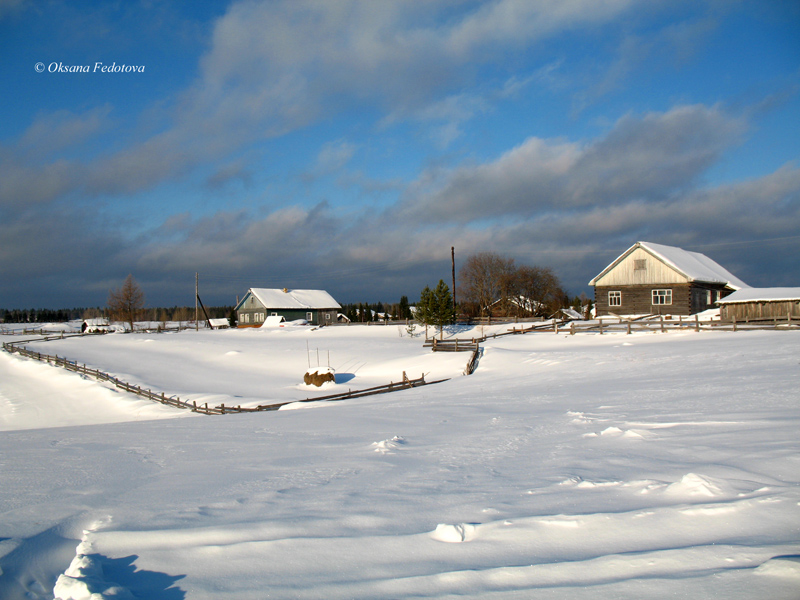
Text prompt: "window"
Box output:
[[325, 313, 331, 321], [652, 289, 672, 305], [608, 291, 622, 306], [634, 259, 647, 271], [306, 312, 313, 321]]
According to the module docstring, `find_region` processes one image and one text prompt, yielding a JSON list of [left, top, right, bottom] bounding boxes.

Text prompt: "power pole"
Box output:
[[451, 246, 456, 319], [195, 272, 199, 332]]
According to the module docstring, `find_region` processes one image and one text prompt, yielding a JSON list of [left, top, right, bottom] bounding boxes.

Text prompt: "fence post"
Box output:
[[627, 320, 631, 335], [660, 316, 664, 333], [695, 314, 699, 332], [571, 322, 575, 336], [732, 315, 737, 332], [599, 320, 604, 335]]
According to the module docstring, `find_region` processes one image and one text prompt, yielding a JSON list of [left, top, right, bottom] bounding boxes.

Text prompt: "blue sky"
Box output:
[[1, 0, 799, 309]]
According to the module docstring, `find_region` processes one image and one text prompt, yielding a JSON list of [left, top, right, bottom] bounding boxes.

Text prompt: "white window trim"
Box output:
[[608, 291, 622, 306], [652, 289, 672, 305]]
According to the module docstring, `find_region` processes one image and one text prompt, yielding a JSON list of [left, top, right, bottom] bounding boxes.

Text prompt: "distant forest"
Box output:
[[0, 306, 234, 324]]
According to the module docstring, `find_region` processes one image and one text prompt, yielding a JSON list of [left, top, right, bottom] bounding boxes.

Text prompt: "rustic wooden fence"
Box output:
[[423, 313, 797, 375], [2, 338, 448, 416]]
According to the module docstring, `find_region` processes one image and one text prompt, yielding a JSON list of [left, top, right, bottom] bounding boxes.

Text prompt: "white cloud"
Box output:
[[398, 104, 746, 223]]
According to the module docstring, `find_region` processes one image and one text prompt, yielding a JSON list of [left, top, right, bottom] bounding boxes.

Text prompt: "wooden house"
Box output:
[[716, 288, 800, 322], [235, 288, 341, 327], [208, 318, 230, 330], [589, 241, 748, 316]]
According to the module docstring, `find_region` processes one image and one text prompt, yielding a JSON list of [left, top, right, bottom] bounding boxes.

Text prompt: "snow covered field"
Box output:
[[1, 324, 798, 599]]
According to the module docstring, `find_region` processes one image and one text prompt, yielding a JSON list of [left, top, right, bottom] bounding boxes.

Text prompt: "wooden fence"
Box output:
[[2, 338, 448, 416], [423, 314, 797, 376]]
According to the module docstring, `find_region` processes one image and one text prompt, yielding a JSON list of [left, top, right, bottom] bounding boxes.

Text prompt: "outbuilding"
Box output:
[[235, 288, 341, 327], [716, 288, 800, 322], [589, 241, 748, 316]]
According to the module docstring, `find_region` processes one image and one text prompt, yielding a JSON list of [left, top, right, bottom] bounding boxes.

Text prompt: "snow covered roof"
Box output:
[[261, 315, 286, 327], [83, 318, 109, 326], [716, 287, 800, 304], [589, 241, 749, 289], [241, 288, 341, 310]]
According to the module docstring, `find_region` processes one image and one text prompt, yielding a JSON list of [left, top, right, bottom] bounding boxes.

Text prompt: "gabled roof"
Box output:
[[716, 287, 800, 304], [589, 241, 749, 289], [236, 288, 341, 311]]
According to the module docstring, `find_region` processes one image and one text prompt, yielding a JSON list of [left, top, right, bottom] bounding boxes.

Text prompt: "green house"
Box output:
[[235, 288, 341, 327]]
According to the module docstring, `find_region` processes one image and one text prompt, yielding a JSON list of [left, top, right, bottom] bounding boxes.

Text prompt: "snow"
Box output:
[[591, 241, 749, 289], [260, 315, 285, 327], [717, 287, 800, 303], [0, 324, 798, 599], [245, 288, 341, 310], [639, 241, 749, 289]]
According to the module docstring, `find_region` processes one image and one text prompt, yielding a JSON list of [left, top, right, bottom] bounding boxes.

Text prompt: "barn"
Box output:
[[235, 288, 341, 327], [716, 288, 800, 322], [589, 241, 748, 316]]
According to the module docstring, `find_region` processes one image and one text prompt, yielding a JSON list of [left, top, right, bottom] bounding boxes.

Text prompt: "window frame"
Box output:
[[608, 291, 622, 307], [652, 289, 672, 305]]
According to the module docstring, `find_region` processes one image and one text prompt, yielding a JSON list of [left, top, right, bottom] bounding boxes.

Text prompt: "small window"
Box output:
[[270, 312, 277, 317], [634, 259, 647, 271], [325, 313, 331, 321], [652, 289, 672, 305], [706, 290, 712, 305], [608, 291, 622, 306], [306, 312, 313, 321]]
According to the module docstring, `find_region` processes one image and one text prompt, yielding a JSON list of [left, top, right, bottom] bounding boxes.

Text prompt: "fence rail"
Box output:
[[2, 338, 448, 416]]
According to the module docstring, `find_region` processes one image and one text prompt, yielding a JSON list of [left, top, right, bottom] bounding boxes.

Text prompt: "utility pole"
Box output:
[[451, 246, 456, 319], [195, 272, 199, 332]]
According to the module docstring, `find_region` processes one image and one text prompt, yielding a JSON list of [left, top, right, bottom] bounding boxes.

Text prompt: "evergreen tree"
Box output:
[[398, 295, 411, 320], [417, 280, 455, 336], [416, 286, 433, 326]]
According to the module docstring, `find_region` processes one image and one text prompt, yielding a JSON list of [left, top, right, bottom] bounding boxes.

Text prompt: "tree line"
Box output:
[[3, 256, 591, 327]]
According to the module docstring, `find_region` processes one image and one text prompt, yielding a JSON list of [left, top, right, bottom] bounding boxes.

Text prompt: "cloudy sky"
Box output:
[[1, 0, 798, 309]]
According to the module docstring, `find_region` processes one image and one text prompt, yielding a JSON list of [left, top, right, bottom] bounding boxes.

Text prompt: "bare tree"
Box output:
[[459, 252, 515, 317], [108, 274, 145, 331], [514, 265, 564, 316]]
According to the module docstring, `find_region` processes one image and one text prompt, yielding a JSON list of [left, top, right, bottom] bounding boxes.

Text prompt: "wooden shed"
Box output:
[[716, 288, 800, 322], [589, 241, 748, 316], [235, 288, 341, 327]]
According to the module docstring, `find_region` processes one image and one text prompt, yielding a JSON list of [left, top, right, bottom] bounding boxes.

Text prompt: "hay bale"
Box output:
[[304, 367, 335, 387]]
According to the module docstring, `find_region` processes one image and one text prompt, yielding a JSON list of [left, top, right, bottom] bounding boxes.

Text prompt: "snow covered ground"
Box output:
[[1, 324, 798, 599]]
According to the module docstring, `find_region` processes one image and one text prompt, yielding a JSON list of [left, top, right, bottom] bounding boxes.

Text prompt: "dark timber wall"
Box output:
[[595, 283, 732, 316]]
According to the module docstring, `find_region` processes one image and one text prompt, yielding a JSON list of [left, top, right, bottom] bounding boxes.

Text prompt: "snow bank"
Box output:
[[1, 326, 798, 599]]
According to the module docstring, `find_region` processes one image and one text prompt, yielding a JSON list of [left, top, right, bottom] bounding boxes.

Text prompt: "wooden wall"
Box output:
[[720, 300, 800, 321], [593, 247, 690, 286], [594, 283, 732, 316]]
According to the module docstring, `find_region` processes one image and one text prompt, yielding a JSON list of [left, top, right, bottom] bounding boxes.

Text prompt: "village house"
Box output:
[[589, 241, 748, 316], [235, 288, 341, 327], [716, 287, 800, 322]]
